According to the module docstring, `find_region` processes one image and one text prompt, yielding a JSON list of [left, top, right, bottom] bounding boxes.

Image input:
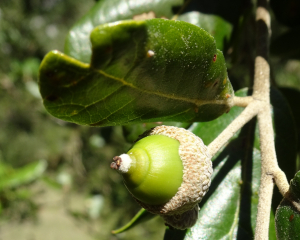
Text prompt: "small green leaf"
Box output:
[[39, 19, 234, 127], [275, 200, 300, 240], [275, 171, 300, 240], [0, 160, 47, 190], [112, 208, 156, 234], [290, 171, 300, 200], [65, 0, 184, 63]]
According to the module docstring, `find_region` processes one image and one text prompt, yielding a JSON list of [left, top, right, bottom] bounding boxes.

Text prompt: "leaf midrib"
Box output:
[[97, 69, 231, 107]]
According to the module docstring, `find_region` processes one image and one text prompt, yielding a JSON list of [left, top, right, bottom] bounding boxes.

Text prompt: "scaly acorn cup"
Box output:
[[110, 125, 213, 229]]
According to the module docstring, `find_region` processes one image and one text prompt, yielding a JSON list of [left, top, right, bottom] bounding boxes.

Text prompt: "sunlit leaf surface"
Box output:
[[39, 19, 234, 126], [65, 0, 184, 63]]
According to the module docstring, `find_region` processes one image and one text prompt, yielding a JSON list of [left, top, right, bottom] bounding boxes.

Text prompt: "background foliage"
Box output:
[[0, 0, 300, 239]]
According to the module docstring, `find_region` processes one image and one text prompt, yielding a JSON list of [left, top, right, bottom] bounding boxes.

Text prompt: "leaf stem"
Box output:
[[207, 101, 259, 157], [233, 96, 253, 107]]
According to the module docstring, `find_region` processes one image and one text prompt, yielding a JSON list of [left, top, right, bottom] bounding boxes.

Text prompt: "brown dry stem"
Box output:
[[207, 0, 290, 239]]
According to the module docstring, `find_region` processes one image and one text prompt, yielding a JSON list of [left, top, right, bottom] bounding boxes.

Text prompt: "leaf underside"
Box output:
[[39, 19, 234, 127]]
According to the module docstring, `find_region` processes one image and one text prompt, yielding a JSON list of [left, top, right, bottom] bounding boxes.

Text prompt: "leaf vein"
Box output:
[[97, 69, 230, 107]]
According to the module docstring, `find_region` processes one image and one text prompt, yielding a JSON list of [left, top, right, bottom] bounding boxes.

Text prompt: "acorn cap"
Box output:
[[162, 205, 199, 230], [134, 125, 213, 216]]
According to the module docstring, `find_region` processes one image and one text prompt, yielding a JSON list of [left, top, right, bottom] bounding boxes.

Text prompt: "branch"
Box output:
[[253, 1, 289, 239], [205, 0, 290, 238], [207, 101, 259, 157], [233, 96, 253, 107]]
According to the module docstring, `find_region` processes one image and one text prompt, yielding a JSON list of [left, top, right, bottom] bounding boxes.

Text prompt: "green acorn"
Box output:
[[111, 125, 213, 229]]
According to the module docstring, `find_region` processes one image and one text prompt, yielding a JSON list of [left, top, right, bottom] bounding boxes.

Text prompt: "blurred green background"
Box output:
[[0, 1, 165, 239]]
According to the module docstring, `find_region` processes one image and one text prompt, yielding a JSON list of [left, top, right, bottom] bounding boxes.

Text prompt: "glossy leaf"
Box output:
[[0, 160, 47, 190], [65, 0, 184, 63], [275, 199, 300, 240], [185, 146, 266, 240], [65, 0, 234, 64], [39, 19, 234, 127]]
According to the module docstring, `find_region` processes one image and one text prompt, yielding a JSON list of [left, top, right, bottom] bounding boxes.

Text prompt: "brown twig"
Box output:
[[253, 1, 289, 238], [206, 0, 290, 238], [233, 96, 253, 107], [207, 101, 259, 157]]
